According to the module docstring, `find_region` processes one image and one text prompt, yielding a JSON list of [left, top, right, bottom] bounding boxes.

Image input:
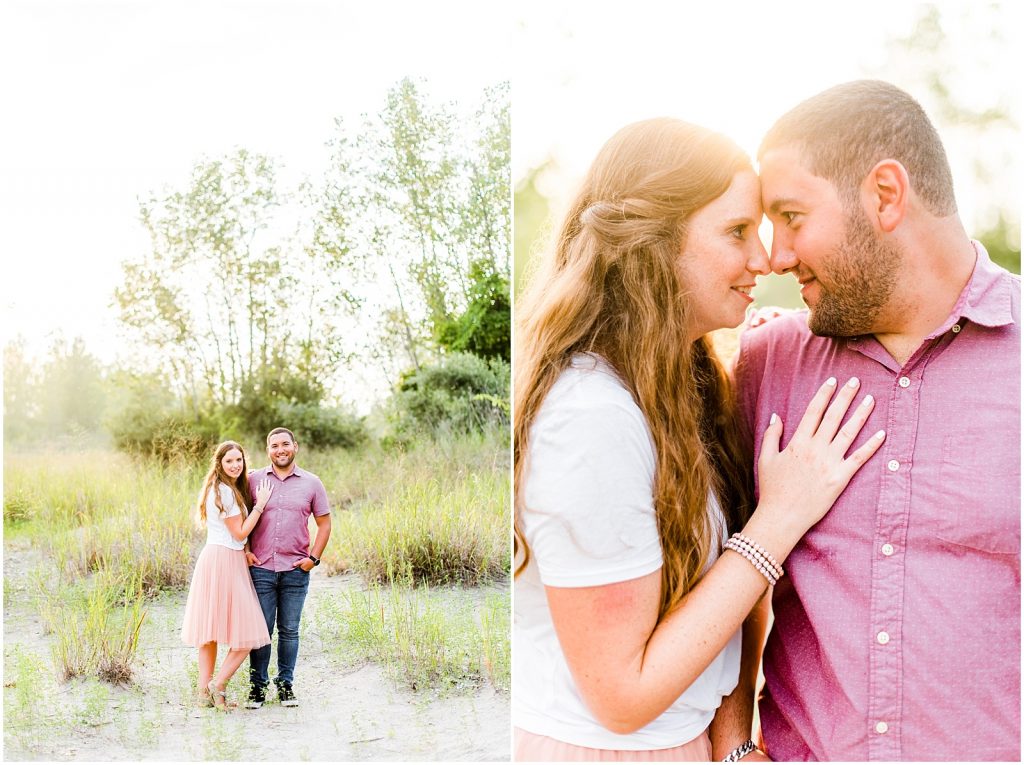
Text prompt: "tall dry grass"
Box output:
[[4, 450, 200, 594], [313, 585, 510, 692], [4, 432, 510, 689]]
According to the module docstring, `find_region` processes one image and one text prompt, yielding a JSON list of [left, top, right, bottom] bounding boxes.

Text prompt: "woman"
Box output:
[[513, 119, 885, 760], [180, 441, 273, 710]]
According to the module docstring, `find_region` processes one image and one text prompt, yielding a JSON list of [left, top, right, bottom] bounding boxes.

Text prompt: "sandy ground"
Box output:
[[3, 544, 510, 762]]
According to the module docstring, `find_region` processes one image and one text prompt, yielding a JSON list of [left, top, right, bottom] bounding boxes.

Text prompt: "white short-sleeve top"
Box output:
[[513, 354, 741, 750], [204, 483, 245, 550]]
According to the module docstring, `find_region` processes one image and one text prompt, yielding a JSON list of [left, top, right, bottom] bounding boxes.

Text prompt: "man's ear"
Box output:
[[862, 159, 909, 233]]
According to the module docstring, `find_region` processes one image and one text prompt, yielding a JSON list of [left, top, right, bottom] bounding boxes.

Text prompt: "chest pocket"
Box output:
[[937, 433, 1020, 554]]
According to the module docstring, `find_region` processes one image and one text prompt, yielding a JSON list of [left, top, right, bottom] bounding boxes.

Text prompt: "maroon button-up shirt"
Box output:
[[735, 243, 1020, 761], [247, 465, 330, 573]]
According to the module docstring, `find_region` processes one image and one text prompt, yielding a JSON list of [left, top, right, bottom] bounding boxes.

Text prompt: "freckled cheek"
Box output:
[[734, 254, 752, 279]]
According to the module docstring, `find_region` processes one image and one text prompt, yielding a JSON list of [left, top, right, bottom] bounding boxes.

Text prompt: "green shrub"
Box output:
[[391, 352, 509, 438], [147, 416, 218, 463], [39, 570, 147, 684], [232, 369, 325, 441], [3, 491, 34, 525], [272, 401, 368, 450], [109, 407, 218, 464]]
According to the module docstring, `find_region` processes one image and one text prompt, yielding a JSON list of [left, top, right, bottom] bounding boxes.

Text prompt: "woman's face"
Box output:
[[220, 448, 245, 480], [676, 170, 770, 340]]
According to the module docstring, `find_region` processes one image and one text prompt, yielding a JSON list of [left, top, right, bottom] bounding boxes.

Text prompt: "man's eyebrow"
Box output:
[[767, 197, 800, 215]]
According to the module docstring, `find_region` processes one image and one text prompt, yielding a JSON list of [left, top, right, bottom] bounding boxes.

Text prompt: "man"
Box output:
[[733, 81, 1020, 760], [245, 426, 331, 709]]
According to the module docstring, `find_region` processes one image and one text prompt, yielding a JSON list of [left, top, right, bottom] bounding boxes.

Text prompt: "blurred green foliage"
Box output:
[[513, 161, 555, 296], [388, 352, 511, 442], [882, 3, 1019, 274], [977, 211, 1020, 275], [3, 337, 107, 447]]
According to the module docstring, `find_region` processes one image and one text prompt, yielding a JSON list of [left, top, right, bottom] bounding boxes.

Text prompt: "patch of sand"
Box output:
[[3, 545, 510, 761]]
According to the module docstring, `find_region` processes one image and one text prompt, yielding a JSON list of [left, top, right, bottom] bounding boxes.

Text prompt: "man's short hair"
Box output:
[[758, 80, 957, 216], [266, 427, 296, 445]]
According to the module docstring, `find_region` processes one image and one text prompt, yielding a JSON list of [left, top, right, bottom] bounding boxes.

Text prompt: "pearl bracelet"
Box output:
[[733, 533, 783, 578], [729, 534, 784, 581], [724, 534, 783, 586]]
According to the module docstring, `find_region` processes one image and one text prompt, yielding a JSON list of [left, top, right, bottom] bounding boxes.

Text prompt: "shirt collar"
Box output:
[[953, 240, 1017, 329], [259, 464, 304, 479], [844, 240, 1015, 357]]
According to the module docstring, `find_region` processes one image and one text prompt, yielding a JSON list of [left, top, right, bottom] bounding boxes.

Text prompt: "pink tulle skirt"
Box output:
[[180, 544, 271, 650], [513, 728, 712, 761]]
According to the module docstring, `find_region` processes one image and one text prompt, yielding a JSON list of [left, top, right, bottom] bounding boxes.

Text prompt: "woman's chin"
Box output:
[[716, 312, 748, 333], [689, 310, 747, 341]]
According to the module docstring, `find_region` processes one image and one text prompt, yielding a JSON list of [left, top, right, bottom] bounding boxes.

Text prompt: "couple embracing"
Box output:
[[513, 81, 1020, 761], [180, 427, 332, 711]]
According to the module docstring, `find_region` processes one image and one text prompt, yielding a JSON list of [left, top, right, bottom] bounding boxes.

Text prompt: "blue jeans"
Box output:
[[248, 566, 310, 688]]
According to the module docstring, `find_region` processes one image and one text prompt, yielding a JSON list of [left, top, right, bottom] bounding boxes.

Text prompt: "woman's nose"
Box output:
[[747, 238, 770, 275]]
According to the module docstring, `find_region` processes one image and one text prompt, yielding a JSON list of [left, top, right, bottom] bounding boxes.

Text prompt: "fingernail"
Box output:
[[826, 377, 837, 386], [862, 394, 874, 406], [847, 377, 860, 387], [770, 413, 778, 425], [875, 430, 886, 439]]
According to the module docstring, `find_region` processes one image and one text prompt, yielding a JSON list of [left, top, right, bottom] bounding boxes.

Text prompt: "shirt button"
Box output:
[[898, 376, 910, 388], [877, 631, 890, 645], [887, 460, 900, 472], [876, 721, 889, 734], [951, 324, 961, 333], [881, 543, 895, 556]]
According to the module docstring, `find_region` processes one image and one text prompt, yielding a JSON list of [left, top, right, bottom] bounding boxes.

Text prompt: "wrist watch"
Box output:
[[309, 555, 321, 566]]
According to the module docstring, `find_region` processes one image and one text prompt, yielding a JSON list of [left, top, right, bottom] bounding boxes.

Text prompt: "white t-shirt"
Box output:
[[513, 353, 741, 750], [204, 483, 245, 550]]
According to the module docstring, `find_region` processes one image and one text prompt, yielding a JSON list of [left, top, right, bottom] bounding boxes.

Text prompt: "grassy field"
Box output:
[[3, 432, 510, 759]]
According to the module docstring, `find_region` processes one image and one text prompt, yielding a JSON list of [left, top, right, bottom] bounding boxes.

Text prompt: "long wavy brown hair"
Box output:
[[196, 441, 253, 527], [514, 118, 756, 619]]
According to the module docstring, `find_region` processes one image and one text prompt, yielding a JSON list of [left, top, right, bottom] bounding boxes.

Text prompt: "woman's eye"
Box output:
[[782, 212, 800, 225], [730, 225, 747, 240]]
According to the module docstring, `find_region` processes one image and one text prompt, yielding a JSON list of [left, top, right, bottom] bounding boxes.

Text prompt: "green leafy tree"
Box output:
[[315, 78, 511, 377], [35, 337, 106, 437], [436, 261, 510, 361], [116, 149, 358, 412], [445, 83, 511, 360], [373, 78, 465, 339]]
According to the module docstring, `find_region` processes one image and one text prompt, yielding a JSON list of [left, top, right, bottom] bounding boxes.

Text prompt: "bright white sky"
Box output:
[[514, 1, 1022, 243], [0, 0, 510, 407], [2, 1, 1020, 407]]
